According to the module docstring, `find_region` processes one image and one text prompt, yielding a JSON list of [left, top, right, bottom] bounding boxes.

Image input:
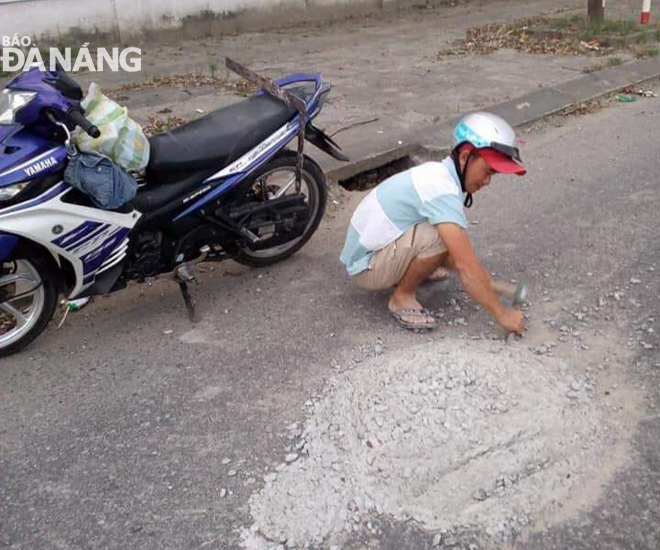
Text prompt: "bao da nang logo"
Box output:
[[1, 35, 141, 73]]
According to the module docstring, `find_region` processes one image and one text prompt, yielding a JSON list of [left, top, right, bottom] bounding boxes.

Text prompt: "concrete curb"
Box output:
[[326, 56, 660, 184]]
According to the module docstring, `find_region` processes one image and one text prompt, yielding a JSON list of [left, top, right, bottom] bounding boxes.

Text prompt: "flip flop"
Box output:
[[390, 308, 437, 331]]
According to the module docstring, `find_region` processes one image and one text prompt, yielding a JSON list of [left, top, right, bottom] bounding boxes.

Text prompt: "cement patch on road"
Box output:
[[241, 340, 615, 548]]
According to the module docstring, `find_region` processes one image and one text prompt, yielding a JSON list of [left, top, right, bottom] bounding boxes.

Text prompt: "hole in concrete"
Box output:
[[338, 156, 416, 192]]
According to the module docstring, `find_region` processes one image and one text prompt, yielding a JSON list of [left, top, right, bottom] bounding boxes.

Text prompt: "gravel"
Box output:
[[240, 340, 609, 549]]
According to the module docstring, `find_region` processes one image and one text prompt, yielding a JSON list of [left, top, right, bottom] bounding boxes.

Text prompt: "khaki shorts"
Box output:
[[352, 222, 447, 291]]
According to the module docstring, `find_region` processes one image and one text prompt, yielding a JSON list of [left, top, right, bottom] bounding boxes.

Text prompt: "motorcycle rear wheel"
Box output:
[[234, 151, 327, 268]]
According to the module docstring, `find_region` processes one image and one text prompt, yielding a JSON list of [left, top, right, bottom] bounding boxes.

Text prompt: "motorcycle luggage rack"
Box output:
[[225, 58, 307, 192]]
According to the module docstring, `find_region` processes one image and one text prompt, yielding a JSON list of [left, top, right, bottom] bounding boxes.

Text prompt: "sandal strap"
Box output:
[[392, 308, 434, 318]]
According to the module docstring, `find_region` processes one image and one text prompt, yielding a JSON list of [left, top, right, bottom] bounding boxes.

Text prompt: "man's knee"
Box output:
[[414, 222, 446, 259]]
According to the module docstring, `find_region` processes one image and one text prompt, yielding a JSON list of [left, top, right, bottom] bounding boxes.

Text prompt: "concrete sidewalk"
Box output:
[[327, 55, 660, 183]]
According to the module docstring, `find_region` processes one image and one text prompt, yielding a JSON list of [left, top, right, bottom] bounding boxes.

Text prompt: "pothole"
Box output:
[[338, 156, 416, 192], [240, 339, 625, 549]]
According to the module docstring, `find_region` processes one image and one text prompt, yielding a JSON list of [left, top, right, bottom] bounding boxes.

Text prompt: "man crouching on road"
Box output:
[[340, 112, 526, 334]]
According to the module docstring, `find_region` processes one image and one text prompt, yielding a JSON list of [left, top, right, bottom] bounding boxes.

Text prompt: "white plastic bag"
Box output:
[[71, 83, 150, 173]]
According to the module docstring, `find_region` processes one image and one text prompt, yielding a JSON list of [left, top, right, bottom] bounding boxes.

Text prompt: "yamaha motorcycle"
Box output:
[[0, 61, 347, 357]]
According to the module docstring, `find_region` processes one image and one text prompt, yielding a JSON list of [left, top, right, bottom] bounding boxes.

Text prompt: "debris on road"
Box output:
[[438, 17, 603, 57], [617, 93, 638, 103], [617, 87, 658, 103], [241, 340, 610, 549], [637, 88, 657, 98], [580, 40, 600, 52], [144, 115, 190, 136], [67, 297, 91, 311], [108, 73, 257, 97], [560, 98, 606, 118]]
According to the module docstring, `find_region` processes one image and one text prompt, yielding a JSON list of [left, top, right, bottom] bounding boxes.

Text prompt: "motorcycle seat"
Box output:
[[131, 171, 208, 214], [146, 94, 297, 185]]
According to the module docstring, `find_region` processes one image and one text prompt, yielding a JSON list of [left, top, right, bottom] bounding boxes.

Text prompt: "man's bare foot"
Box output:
[[427, 267, 448, 282], [388, 295, 435, 328]]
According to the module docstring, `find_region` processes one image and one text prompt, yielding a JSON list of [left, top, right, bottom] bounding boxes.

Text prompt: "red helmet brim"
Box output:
[[479, 148, 527, 176]]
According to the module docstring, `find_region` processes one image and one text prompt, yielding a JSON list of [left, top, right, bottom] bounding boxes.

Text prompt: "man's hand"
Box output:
[[497, 307, 525, 335], [435, 223, 519, 329]]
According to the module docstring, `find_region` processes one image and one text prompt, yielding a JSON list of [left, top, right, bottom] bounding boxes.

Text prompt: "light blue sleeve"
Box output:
[[417, 194, 469, 229]]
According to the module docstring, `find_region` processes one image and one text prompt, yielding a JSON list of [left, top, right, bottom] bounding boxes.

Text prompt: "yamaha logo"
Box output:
[[24, 156, 58, 177]]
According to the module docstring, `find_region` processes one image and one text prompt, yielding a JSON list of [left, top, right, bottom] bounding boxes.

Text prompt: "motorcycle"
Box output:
[[0, 59, 347, 357]]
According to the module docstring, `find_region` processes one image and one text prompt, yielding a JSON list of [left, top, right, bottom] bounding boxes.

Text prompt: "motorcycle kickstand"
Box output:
[[177, 280, 198, 323], [174, 246, 210, 323]]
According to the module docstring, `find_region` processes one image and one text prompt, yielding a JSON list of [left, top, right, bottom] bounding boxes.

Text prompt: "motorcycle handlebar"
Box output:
[[66, 109, 101, 139]]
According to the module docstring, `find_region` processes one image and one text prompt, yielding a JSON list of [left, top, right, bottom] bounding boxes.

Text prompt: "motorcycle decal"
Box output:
[[80, 227, 130, 275], [52, 220, 103, 250], [24, 156, 59, 177], [0, 181, 69, 216], [66, 224, 113, 253], [0, 147, 64, 179], [174, 120, 299, 221]]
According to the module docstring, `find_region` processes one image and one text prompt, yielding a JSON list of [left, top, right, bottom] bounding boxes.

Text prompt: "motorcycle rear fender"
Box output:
[[305, 123, 349, 162]]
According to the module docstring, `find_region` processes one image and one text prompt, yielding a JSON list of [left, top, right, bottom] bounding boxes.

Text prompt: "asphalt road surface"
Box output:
[[1, 91, 659, 549]]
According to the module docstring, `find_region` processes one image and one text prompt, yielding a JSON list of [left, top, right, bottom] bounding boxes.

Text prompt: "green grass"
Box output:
[[578, 29, 598, 42], [550, 15, 637, 36], [208, 58, 218, 78], [586, 56, 625, 74], [636, 45, 660, 58], [598, 19, 636, 35], [551, 15, 581, 30]]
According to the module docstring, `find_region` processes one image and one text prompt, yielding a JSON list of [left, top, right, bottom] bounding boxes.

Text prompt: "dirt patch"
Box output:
[[240, 339, 628, 549], [142, 115, 190, 137], [107, 74, 256, 98], [439, 16, 660, 58]]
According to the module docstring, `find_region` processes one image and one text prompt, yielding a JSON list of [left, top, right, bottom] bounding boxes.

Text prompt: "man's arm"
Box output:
[[435, 223, 525, 335]]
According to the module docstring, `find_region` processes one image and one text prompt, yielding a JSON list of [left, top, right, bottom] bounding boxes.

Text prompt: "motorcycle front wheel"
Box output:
[[0, 246, 59, 358]]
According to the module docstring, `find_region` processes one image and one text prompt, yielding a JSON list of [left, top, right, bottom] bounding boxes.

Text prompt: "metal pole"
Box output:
[[641, 0, 652, 24], [225, 58, 307, 191], [588, 0, 604, 23]]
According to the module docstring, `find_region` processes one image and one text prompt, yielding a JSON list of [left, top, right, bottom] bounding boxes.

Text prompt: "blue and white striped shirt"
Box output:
[[339, 157, 468, 275]]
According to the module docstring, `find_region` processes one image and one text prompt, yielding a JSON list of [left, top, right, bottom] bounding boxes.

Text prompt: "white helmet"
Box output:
[[453, 111, 524, 168], [451, 112, 526, 208]]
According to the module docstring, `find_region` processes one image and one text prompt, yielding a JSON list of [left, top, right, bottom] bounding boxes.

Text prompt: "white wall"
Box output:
[[0, 0, 383, 43]]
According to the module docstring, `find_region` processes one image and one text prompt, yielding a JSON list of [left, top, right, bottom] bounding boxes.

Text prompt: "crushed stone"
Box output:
[[241, 340, 608, 549]]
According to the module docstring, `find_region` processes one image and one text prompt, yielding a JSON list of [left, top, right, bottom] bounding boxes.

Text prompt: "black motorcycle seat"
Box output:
[[132, 171, 206, 214], [146, 94, 297, 185]]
